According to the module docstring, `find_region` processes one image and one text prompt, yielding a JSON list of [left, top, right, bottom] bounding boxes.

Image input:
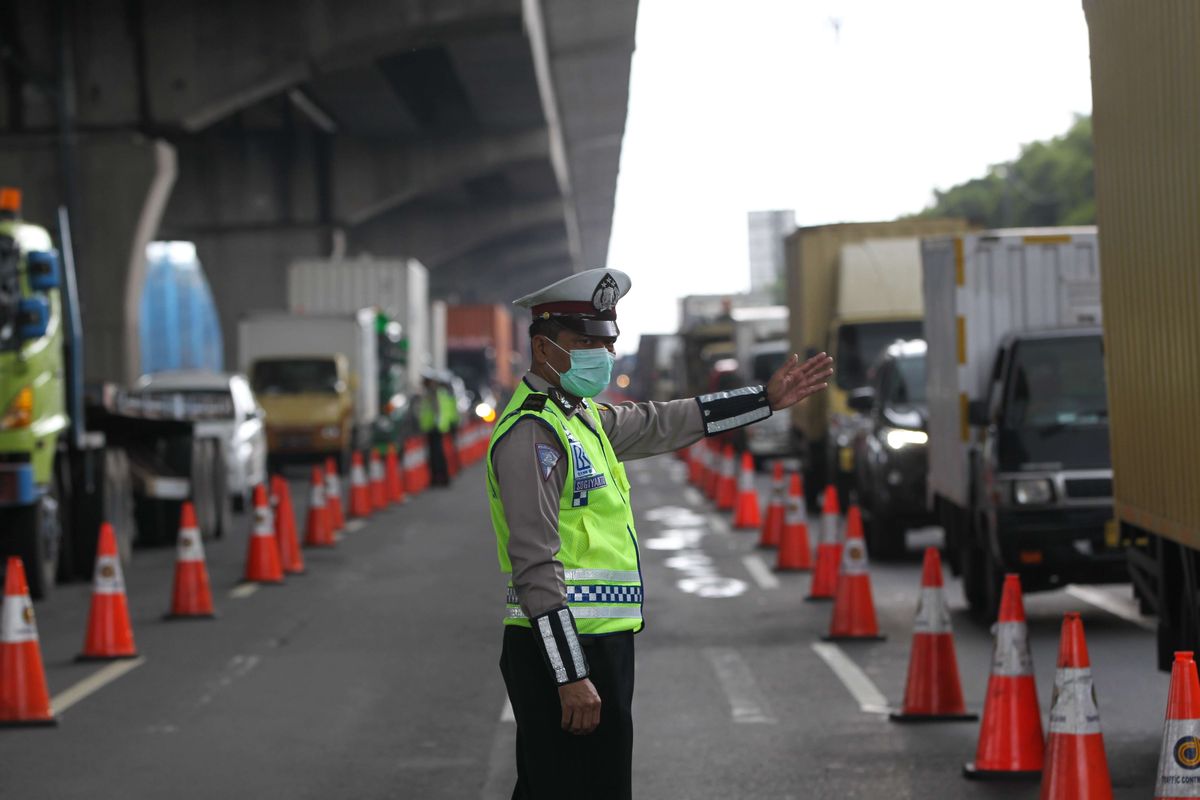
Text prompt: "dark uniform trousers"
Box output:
[[500, 626, 635, 800], [426, 431, 450, 486]]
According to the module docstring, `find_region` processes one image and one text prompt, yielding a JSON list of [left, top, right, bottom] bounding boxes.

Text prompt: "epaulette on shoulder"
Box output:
[[519, 393, 549, 412]]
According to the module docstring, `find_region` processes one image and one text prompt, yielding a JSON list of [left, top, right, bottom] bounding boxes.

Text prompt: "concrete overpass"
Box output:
[[0, 0, 637, 381]]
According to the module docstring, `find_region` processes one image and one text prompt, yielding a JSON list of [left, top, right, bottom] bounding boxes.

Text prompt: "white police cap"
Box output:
[[512, 267, 631, 337]]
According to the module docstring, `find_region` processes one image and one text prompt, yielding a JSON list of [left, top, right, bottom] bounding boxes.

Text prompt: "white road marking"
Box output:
[[742, 554, 780, 590], [500, 696, 515, 723], [345, 519, 366, 533], [229, 583, 260, 599], [707, 514, 731, 536], [1065, 585, 1156, 631], [811, 642, 890, 715], [51, 657, 146, 715], [198, 654, 261, 707], [704, 647, 777, 724], [683, 487, 704, 506]]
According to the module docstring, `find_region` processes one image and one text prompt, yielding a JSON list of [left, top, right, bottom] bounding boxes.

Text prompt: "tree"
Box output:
[[919, 115, 1094, 228]]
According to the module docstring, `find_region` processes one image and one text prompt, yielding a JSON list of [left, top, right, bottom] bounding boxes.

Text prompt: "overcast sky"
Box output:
[[606, 0, 1095, 353]]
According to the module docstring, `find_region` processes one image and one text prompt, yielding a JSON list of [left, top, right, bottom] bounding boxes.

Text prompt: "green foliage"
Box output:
[[920, 115, 1094, 228]]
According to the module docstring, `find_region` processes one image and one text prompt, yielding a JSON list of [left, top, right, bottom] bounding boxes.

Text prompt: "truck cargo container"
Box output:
[[784, 220, 967, 505], [1085, 0, 1200, 669], [139, 241, 223, 375], [731, 307, 791, 463], [445, 304, 514, 395], [238, 310, 378, 468], [288, 257, 432, 394], [922, 228, 1115, 620]]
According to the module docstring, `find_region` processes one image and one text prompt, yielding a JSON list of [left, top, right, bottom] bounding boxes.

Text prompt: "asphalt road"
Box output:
[[1, 452, 1171, 798]]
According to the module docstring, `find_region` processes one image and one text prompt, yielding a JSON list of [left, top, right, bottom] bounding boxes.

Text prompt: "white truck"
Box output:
[[731, 306, 792, 464], [923, 228, 1118, 621], [238, 309, 378, 469]]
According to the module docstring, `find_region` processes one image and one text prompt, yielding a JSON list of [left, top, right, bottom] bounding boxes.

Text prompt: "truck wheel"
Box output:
[[963, 539, 1003, 624], [191, 439, 216, 540], [19, 474, 64, 600], [865, 511, 905, 561]]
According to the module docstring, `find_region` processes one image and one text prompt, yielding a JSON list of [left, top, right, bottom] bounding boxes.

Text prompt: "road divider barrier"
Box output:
[[823, 506, 884, 642], [776, 473, 812, 572], [349, 452, 372, 518], [1156, 651, 1200, 800], [0, 557, 55, 726], [386, 444, 406, 504], [758, 462, 785, 548], [807, 486, 843, 602], [403, 438, 426, 496], [305, 467, 335, 548], [324, 457, 346, 533], [166, 502, 215, 619], [444, 433, 459, 479], [965, 573, 1043, 781], [891, 548, 974, 722], [79, 523, 138, 661], [272, 476, 306, 573], [732, 452, 762, 529], [245, 484, 285, 584], [1040, 612, 1112, 799]]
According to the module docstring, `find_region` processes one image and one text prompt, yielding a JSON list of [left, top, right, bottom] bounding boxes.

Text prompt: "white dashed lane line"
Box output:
[[52, 657, 147, 716], [704, 647, 777, 724], [741, 554, 780, 590], [228, 583, 260, 599], [1065, 584, 1156, 631], [811, 642, 890, 715]]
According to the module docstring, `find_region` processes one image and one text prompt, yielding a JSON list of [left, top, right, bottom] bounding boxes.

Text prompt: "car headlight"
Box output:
[[884, 427, 928, 450], [1013, 478, 1054, 505], [475, 402, 493, 420], [319, 425, 341, 439], [0, 386, 33, 430]]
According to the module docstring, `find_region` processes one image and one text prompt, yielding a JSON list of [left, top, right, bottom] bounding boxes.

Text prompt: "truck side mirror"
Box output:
[[17, 297, 49, 339], [967, 399, 991, 427], [26, 250, 60, 291], [847, 387, 875, 414]]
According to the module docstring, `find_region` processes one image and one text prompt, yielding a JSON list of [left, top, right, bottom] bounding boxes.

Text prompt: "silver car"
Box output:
[[134, 371, 268, 510]]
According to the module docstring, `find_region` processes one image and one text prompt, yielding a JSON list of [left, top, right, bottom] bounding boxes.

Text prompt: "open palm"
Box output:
[[767, 352, 834, 411]]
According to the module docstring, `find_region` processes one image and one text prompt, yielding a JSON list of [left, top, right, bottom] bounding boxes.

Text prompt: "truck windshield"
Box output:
[[252, 359, 340, 395], [835, 321, 922, 389], [885, 355, 926, 406], [1004, 336, 1107, 429]]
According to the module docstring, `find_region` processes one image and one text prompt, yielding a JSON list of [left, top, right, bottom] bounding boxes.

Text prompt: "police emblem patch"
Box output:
[[591, 273, 620, 312], [535, 443, 560, 481]]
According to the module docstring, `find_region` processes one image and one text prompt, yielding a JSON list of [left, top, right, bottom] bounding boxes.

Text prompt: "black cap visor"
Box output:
[[555, 316, 620, 337]]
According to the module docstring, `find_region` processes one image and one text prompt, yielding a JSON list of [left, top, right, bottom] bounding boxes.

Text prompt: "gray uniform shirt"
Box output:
[[491, 373, 706, 619]]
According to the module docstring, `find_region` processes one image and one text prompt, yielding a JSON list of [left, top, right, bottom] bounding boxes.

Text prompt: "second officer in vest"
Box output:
[[487, 268, 833, 800]]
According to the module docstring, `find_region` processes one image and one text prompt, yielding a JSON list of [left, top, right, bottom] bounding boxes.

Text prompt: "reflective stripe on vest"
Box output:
[[488, 381, 643, 634]]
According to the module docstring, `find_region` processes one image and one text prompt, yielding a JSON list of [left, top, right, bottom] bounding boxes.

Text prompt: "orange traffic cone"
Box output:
[[823, 506, 884, 641], [758, 462, 785, 548], [324, 457, 346, 533], [272, 476, 305, 573], [890, 548, 975, 721], [350, 451, 371, 518], [0, 557, 55, 726], [776, 474, 812, 571], [245, 484, 284, 584], [687, 444, 703, 486], [732, 453, 762, 529], [165, 502, 215, 619], [1039, 612, 1112, 799], [386, 443, 406, 504], [807, 485, 843, 601], [964, 573, 1043, 780], [715, 445, 737, 510], [1156, 651, 1200, 799], [79, 523, 138, 660], [305, 466, 335, 547], [369, 449, 388, 509]]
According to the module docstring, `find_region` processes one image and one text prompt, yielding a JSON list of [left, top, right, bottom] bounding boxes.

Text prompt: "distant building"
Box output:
[[747, 210, 796, 294]]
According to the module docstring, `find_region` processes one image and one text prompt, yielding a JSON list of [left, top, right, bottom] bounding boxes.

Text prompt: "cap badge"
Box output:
[[592, 274, 620, 312]]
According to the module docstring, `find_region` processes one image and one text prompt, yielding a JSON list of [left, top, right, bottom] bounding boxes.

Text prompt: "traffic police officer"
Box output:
[[486, 268, 832, 799]]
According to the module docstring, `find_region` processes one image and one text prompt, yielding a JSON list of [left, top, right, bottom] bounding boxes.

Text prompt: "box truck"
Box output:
[[784, 220, 967, 506], [238, 310, 378, 469], [923, 228, 1119, 621], [1086, 0, 1200, 669]]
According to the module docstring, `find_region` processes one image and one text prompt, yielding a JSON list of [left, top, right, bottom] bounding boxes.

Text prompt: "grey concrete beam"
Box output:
[[333, 129, 550, 227]]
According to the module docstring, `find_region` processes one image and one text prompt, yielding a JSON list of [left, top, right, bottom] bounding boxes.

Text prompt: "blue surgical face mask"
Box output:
[[543, 337, 615, 398]]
